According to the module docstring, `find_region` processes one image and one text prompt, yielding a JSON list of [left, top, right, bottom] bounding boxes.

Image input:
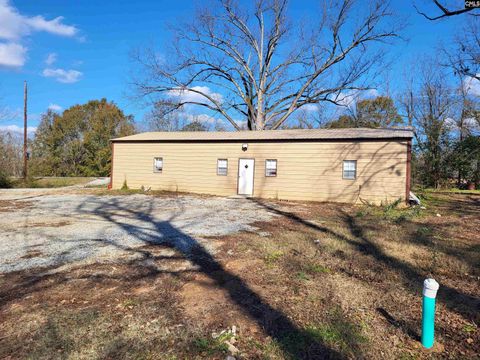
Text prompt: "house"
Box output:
[[110, 127, 413, 204]]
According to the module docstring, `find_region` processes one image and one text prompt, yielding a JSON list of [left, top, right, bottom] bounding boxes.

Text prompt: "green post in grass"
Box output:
[[421, 278, 439, 349]]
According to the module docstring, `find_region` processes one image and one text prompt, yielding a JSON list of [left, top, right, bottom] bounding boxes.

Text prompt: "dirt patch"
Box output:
[[0, 199, 33, 212], [23, 220, 71, 228], [180, 257, 266, 336], [20, 250, 44, 259], [0, 191, 478, 359], [0, 262, 195, 359], [181, 274, 234, 325]]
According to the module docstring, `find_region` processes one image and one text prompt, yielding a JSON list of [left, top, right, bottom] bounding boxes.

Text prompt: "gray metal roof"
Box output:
[[112, 127, 414, 142]]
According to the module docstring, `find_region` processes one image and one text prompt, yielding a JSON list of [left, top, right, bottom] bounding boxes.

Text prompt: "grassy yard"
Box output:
[[9, 177, 99, 188], [420, 187, 480, 195], [0, 191, 478, 359]]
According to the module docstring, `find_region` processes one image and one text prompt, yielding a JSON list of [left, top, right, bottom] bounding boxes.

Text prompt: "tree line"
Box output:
[[132, 0, 480, 190], [0, 99, 134, 184], [0, 1, 479, 190]]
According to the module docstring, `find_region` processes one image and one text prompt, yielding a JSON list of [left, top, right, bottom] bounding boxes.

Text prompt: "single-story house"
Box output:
[[110, 127, 413, 204]]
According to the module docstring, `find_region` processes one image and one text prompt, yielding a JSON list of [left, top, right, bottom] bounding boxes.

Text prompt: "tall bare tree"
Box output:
[[132, 0, 399, 130], [449, 75, 480, 186], [410, 64, 455, 187], [0, 131, 23, 183]]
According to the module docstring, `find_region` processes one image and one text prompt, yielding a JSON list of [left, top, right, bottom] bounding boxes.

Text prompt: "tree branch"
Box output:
[[414, 0, 477, 21]]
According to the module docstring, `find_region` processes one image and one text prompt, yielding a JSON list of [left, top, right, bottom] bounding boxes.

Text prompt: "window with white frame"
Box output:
[[342, 160, 356, 179], [153, 157, 163, 173], [217, 159, 228, 175], [265, 159, 277, 177]]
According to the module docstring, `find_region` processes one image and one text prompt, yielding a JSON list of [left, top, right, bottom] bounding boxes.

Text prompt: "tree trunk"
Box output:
[[256, 90, 265, 130]]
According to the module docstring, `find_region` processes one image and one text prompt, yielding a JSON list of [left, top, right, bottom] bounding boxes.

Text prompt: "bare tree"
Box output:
[[0, 131, 23, 178], [0, 92, 9, 123], [146, 103, 225, 131], [132, 0, 400, 131], [410, 64, 456, 187], [146, 102, 186, 131], [279, 106, 328, 129], [415, 0, 479, 21], [398, 65, 416, 127], [452, 76, 478, 185]]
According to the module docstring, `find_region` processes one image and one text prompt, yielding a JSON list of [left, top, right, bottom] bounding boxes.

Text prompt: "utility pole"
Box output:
[[23, 80, 28, 180]]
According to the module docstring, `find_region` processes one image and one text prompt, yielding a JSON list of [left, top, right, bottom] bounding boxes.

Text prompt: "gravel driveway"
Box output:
[[0, 189, 275, 273]]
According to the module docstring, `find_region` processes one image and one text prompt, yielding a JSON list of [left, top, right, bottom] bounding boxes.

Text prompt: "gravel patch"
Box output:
[[84, 177, 110, 187], [0, 189, 276, 273]]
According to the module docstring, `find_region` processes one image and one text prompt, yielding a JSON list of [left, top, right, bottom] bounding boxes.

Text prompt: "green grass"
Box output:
[[264, 250, 284, 266], [295, 263, 331, 282], [463, 324, 477, 334], [356, 198, 423, 224], [95, 188, 144, 196], [28, 309, 101, 358], [304, 263, 331, 274], [275, 309, 367, 358], [121, 179, 129, 190], [192, 336, 229, 356], [296, 271, 310, 281], [307, 310, 367, 354], [421, 187, 480, 195], [122, 298, 138, 308]]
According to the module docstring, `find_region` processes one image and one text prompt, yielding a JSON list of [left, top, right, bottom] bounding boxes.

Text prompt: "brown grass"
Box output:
[[20, 250, 44, 259], [0, 192, 478, 359], [0, 200, 33, 212], [23, 221, 71, 228], [11, 177, 97, 188]]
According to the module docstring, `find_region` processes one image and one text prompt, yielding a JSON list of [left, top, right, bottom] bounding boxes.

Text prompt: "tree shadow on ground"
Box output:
[[68, 196, 346, 359], [376, 307, 420, 341], [250, 198, 480, 325]]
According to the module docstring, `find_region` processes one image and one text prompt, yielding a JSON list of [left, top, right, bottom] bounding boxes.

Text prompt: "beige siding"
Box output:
[[111, 140, 408, 204]]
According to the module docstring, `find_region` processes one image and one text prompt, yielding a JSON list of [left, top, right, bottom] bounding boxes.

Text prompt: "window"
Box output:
[[153, 157, 163, 173], [265, 159, 277, 177], [343, 160, 356, 180], [217, 159, 228, 175]]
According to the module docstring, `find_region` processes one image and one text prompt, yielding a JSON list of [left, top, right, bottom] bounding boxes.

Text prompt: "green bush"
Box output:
[[0, 170, 12, 188]]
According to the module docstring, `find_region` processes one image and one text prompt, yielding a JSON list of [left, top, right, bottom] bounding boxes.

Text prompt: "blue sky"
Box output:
[[0, 0, 467, 133]]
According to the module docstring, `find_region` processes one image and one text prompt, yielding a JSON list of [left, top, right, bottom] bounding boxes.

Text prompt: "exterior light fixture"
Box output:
[[242, 143, 248, 151]]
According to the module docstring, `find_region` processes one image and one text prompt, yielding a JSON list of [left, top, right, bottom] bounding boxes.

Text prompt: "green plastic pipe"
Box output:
[[421, 278, 439, 349]]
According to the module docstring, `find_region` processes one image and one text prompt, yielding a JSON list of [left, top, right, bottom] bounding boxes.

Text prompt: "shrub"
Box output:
[[0, 170, 12, 188]]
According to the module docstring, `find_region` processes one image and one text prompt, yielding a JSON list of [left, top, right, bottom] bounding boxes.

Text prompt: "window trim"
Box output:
[[342, 160, 357, 180], [265, 159, 278, 177], [217, 158, 228, 176], [153, 157, 163, 173]]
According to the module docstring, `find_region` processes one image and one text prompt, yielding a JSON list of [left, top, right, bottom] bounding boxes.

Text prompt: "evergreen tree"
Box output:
[[30, 99, 135, 177]]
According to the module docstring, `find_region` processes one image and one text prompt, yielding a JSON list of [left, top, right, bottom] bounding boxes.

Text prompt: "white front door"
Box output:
[[238, 159, 254, 195]]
